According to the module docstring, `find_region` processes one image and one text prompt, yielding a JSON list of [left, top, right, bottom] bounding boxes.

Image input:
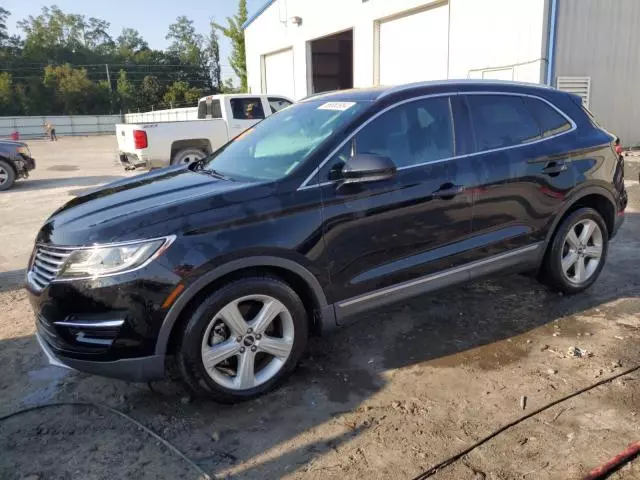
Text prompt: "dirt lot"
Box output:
[[1, 136, 639, 480]]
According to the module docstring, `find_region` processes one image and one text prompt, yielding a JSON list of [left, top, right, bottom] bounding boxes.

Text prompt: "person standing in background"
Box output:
[[44, 122, 57, 141]]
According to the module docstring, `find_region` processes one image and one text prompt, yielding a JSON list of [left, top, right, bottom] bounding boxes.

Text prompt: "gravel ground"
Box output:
[[0, 136, 639, 480]]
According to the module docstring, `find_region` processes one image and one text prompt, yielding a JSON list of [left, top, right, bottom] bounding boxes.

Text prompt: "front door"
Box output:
[[460, 92, 576, 262], [226, 97, 266, 137], [314, 95, 479, 321]]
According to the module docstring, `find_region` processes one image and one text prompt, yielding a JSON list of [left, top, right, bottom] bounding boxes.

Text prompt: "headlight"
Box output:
[[16, 146, 30, 156], [58, 237, 174, 279]]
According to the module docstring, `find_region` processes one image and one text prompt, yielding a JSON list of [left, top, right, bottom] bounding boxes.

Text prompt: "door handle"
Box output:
[[432, 183, 465, 200], [542, 161, 568, 175]]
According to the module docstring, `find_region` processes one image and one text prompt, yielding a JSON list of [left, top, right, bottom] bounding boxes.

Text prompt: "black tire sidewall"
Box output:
[[0, 160, 16, 191], [546, 207, 609, 294], [178, 276, 308, 402]]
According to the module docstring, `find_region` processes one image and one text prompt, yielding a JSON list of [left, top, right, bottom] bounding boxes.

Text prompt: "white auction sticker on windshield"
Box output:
[[318, 102, 356, 111]]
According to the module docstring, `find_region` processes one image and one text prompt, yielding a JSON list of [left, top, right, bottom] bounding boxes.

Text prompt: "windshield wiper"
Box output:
[[197, 168, 233, 181]]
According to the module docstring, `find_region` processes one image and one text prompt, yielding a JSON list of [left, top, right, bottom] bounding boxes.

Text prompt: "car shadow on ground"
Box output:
[[0, 269, 25, 292], [1, 212, 638, 479], [10, 175, 125, 193]]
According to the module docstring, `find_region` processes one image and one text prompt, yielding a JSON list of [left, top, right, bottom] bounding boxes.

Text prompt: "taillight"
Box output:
[[133, 130, 148, 149]]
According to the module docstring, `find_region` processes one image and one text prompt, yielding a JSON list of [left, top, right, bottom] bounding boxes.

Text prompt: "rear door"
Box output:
[[461, 92, 576, 262], [226, 97, 267, 136], [314, 95, 478, 319]]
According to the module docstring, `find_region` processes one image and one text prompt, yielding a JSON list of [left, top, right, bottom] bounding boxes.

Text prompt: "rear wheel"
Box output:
[[0, 160, 16, 191], [170, 148, 206, 166], [540, 207, 608, 294], [177, 275, 308, 403]]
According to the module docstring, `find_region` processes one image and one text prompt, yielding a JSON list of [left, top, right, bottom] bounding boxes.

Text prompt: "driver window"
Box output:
[[318, 96, 454, 182]]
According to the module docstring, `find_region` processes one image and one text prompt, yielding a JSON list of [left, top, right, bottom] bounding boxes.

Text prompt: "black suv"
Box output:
[[27, 81, 626, 402], [0, 140, 36, 191]]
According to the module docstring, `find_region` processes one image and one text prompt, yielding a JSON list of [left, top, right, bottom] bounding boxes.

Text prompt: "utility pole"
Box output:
[[105, 64, 113, 113], [105, 64, 112, 87]]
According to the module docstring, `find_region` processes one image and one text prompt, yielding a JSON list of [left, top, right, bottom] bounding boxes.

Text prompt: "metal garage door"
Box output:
[[378, 4, 449, 86], [263, 48, 295, 99]]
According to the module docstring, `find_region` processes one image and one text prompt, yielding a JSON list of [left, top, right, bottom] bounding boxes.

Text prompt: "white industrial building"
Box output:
[[244, 0, 640, 145]]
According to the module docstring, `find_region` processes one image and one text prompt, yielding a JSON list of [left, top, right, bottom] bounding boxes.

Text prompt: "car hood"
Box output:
[[37, 167, 259, 245]]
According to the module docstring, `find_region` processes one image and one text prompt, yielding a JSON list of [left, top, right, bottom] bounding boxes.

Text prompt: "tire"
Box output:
[[170, 148, 206, 166], [539, 207, 608, 294], [177, 275, 309, 403], [0, 160, 16, 191]]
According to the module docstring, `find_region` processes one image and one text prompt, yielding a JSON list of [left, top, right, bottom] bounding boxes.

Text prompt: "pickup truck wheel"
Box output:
[[171, 148, 206, 166], [0, 160, 16, 191], [177, 275, 308, 403]]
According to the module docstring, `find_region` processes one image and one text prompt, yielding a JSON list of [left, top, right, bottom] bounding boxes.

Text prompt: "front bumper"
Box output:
[[14, 155, 36, 178], [36, 332, 165, 382]]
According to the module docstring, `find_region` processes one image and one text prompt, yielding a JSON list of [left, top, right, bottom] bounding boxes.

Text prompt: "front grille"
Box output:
[[28, 245, 73, 291]]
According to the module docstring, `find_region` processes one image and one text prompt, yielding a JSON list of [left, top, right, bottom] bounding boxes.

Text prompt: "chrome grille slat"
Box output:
[[36, 252, 67, 265], [28, 244, 73, 291], [34, 262, 57, 275]]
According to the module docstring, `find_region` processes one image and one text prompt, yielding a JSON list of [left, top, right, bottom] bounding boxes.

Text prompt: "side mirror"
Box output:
[[342, 154, 396, 184]]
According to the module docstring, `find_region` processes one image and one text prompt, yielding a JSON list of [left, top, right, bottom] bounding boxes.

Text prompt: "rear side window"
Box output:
[[523, 97, 571, 137], [466, 95, 541, 151], [197, 99, 222, 119], [268, 97, 293, 113], [230, 98, 265, 120]]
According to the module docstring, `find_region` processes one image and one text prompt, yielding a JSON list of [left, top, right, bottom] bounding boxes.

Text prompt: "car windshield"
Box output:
[[200, 100, 369, 181]]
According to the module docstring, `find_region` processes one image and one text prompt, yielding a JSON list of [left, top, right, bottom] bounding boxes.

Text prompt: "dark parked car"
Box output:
[[0, 140, 35, 191], [27, 80, 626, 402]]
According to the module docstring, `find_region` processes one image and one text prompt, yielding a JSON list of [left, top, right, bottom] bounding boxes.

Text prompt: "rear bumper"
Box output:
[[36, 332, 166, 382], [118, 153, 147, 169]]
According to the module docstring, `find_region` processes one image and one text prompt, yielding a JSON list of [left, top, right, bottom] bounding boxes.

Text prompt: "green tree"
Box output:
[[214, 0, 248, 92], [116, 69, 136, 112], [164, 80, 203, 106], [0, 72, 16, 114], [163, 80, 189, 106], [166, 16, 211, 91], [0, 7, 9, 45], [138, 75, 163, 110], [221, 78, 240, 94], [206, 20, 222, 92], [43, 64, 96, 114], [116, 27, 148, 59], [166, 16, 204, 65]]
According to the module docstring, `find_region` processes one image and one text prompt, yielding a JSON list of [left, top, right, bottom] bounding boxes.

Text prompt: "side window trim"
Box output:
[[297, 91, 576, 191]]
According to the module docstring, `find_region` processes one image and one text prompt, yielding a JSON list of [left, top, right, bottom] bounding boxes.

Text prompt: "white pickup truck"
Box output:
[[116, 94, 293, 169]]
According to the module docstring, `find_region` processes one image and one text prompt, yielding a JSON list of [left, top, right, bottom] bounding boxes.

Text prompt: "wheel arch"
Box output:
[[155, 256, 335, 356], [0, 156, 17, 175], [540, 185, 617, 265], [170, 139, 213, 159]]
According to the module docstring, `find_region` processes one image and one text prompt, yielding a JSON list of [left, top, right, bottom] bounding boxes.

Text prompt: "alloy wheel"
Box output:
[[200, 294, 295, 390], [561, 219, 603, 284], [0, 166, 7, 186]]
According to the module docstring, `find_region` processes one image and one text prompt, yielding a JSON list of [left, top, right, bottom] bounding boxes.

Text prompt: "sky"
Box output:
[[3, 0, 265, 81]]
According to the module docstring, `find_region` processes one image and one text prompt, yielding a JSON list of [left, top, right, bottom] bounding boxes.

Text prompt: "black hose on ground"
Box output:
[[411, 364, 640, 480], [0, 401, 211, 480]]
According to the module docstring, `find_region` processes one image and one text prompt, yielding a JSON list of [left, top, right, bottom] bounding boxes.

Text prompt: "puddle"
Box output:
[[47, 165, 79, 171], [22, 365, 69, 406]]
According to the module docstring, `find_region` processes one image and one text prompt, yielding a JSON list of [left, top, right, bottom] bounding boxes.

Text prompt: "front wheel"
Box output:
[[177, 275, 309, 403], [0, 160, 16, 191], [540, 207, 608, 294]]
